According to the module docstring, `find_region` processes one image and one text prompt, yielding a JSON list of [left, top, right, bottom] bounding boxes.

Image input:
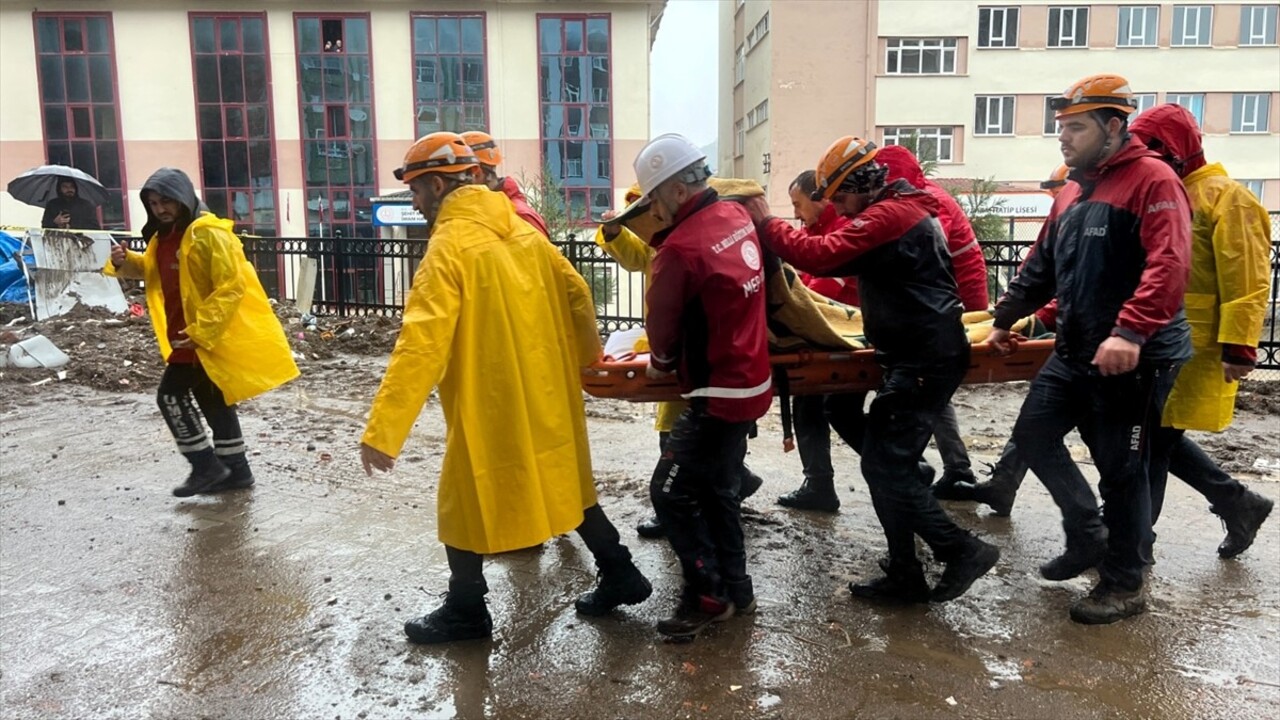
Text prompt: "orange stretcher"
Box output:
[[581, 339, 1055, 403]]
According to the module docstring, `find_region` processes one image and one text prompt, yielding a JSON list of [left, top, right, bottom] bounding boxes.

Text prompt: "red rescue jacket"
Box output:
[[499, 176, 550, 238], [798, 203, 860, 306]]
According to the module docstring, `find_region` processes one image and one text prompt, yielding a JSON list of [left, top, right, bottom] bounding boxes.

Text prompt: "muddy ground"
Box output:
[[1, 316, 1278, 719]]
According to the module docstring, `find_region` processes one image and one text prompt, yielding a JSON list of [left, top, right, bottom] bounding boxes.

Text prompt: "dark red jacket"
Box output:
[[647, 189, 772, 422], [993, 137, 1192, 365], [878, 145, 989, 310], [799, 203, 860, 306], [499, 176, 549, 237]]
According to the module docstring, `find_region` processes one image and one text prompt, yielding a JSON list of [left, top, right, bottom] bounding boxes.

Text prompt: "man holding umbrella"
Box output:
[[41, 178, 100, 230], [7, 164, 106, 230]]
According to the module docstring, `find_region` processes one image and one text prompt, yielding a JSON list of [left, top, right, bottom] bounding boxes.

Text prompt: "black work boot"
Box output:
[[205, 453, 255, 493], [575, 561, 653, 616], [931, 537, 1000, 602], [739, 468, 764, 502], [656, 593, 734, 639], [173, 451, 232, 497], [1213, 490, 1274, 559], [726, 578, 757, 615], [970, 479, 1018, 517], [404, 594, 493, 644], [776, 476, 839, 513], [850, 560, 930, 604], [930, 468, 978, 501], [1040, 536, 1107, 581], [636, 515, 664, 539], [1069, 582, 1146, 625]]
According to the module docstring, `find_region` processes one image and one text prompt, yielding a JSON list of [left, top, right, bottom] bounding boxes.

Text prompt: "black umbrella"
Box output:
[[6, 164, 109, 208]]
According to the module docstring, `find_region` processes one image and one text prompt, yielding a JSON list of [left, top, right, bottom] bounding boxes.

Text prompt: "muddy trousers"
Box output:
[[157, 363, 244, 470], [444, 504, 633, 605], [860, 360, 974, 567], [1148, 428, 1248, 525], [650, 401, 753, 603], [1012, 354, 1180, 592]]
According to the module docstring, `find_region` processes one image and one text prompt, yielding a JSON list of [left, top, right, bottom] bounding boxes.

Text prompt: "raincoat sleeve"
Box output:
[[594, 225, 653, 273], [102, 248, 146, 280], [993, 217, 1059, 331], [549, 244, 603, 366], [182, 226, 246, 350], [361, 238, 463, 458], [1212, 185, 1271, 350]]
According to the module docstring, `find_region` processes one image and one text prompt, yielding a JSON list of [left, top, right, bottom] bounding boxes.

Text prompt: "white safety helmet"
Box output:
[[616, 133, 711, 221]]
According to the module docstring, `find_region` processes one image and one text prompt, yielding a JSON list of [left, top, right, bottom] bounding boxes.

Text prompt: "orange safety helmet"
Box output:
[[1040, 164, 1070, 193], [394, 132, 478, 183], [1049, 74, 1138, 119], [812, 136, 879, 200], [461, 130, 503, 167]]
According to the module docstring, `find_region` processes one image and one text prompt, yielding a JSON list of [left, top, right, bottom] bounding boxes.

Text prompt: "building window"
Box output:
[[539, 15, 611, 225], [1043, 96, 1061, 135], [1133, 93, 1157, 115], [1118, 6, 1159, 46], [190, 14, 278, 237], [1173, 5, 1213, 46], [734, 44, 745, 85], [412, 15, 487, 136], [975, 95, 1015, 135], [1242, 179, 1265, 201], [746, 100, 769, 130], [1048, 7, 1089, 48], [1241, 5, 1279, 45], [746, 13, 769, 52], [34, 13, 127, 229], [296, 15, 376, 241], [882, 127, 955, 163], [885, 38, 958, 74], [978, 7, 1020, 48], [1168, 93, 1206, 125], [1232, 93, 1272, 132], [734, 119, 744, 157]]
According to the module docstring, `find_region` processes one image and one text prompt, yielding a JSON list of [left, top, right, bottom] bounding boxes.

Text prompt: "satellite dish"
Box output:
[[349, 108, 368, 122]]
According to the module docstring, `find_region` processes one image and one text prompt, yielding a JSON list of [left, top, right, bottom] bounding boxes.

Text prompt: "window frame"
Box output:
[[746, 99, 769, 130], [410, 13, 489, 137], [1048, 6, 1090, 48], [1240, 5, 1279, 45], [1172, 5, 1213, 47], [974, 95, 1015, 136], [746, 12, 769, 52], [885, 37, 958, 75], [882, 126, 956, 163], [978, 6, 1021, 49], [1241, 179, 1265, 202], [734, 119, 744, 158], [1232, 93, 1272, 133], [1167, 92, 1206, 125], [734, 43, 745, 86], [1118, 5, 1160, 47]]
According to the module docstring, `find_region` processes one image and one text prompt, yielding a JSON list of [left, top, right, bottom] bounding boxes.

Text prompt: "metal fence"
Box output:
[[126, 212, 1280, 371]]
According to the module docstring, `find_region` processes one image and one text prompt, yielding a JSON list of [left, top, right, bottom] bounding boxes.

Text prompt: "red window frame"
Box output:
[[409, 12, 490, 135], [32, 12, 130, 229], [188, 12, 281, 238], [537, 14, 614, 228]]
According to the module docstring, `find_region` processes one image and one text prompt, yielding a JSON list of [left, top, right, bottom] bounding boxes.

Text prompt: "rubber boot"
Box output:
[[404, 579, 492, 644], [575, 560, 653, 616], [172, 449, 231, 497], [207, 452, 255, 493], [776, 475, 839, 513]]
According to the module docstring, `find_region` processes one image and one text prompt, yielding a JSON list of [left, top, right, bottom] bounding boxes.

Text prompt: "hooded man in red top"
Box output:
[[620, 134, 772, 640], [461, 131, 550, 237], [748, 137, 1000, 605]]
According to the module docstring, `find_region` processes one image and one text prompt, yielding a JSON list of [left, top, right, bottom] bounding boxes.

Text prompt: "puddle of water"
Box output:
[[757, 692, 781, 709]]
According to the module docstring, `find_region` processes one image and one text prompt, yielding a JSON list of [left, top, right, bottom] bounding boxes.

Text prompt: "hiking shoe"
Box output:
[[931, 539, 1000, 602], [1214, 491, 1274, 559], [931, 470, 979, 501], [1069, 584, 1146, 625], [971, 480, 1017, 517], [404, 599, 493, 644], [203, 465, 255, 494], [739, 469, 764, 501], [1040, 541, 1106, 581], [657, 595, 734, 639], [850, 564, 930, 604], [173, 462, 232, 498], [636, 515, 664, 539], [776, 483, 840, 513], [575, 563, 653, 616], [727, 579, 757, 615]]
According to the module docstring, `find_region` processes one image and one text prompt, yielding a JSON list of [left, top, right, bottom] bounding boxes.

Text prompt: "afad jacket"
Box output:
[[993, 137, 1193, 367], [647, 189, 772, 423], [798, 203, 861, 307], [361, 185, 602, 555], [878, 144, 990, 311], [757, 180, 969, 366]]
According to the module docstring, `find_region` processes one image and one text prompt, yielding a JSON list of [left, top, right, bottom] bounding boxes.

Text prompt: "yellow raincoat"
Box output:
[[104, 213, 298, 405], [362, 185, 601, 555], [1162, 163, 1272, 431]]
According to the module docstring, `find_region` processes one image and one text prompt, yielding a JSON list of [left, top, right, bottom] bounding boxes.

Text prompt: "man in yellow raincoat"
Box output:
[[359, 133, 651, 645], [106, 167, 298, 496], [1130, 104, 1274, 558]]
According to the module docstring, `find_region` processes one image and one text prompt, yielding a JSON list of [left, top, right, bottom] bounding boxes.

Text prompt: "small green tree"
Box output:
[[954, 177, 1009, 243], [516, 165, 616, 312], [893, 131, 940, 178]]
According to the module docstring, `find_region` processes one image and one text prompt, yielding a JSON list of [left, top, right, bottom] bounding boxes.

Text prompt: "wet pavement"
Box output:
[[1, 364, 1277, 720]]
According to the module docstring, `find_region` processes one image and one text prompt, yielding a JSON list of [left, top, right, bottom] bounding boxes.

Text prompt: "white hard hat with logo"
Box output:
[[615, 133, 711, 221]]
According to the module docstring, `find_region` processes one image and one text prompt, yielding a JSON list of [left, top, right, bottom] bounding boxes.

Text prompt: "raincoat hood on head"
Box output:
[[140, 167, 202, 239], [876, 145, 927, 188], [1129, 104, 1205, 177]]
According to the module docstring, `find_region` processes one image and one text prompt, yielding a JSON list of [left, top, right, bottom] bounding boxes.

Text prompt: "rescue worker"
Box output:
[[360, 132, 650, 644], [776, 170, 856, 513], [747, 137, 1000, 604], [1040, 164, 1070, 196], [460, 130, 549, 236], [988, 75, 1192, 624], [876, 144, 989, 498], [106, 168, 298, 496], [620, 133, 771, 639], [1130, 103, 1274, 558]]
